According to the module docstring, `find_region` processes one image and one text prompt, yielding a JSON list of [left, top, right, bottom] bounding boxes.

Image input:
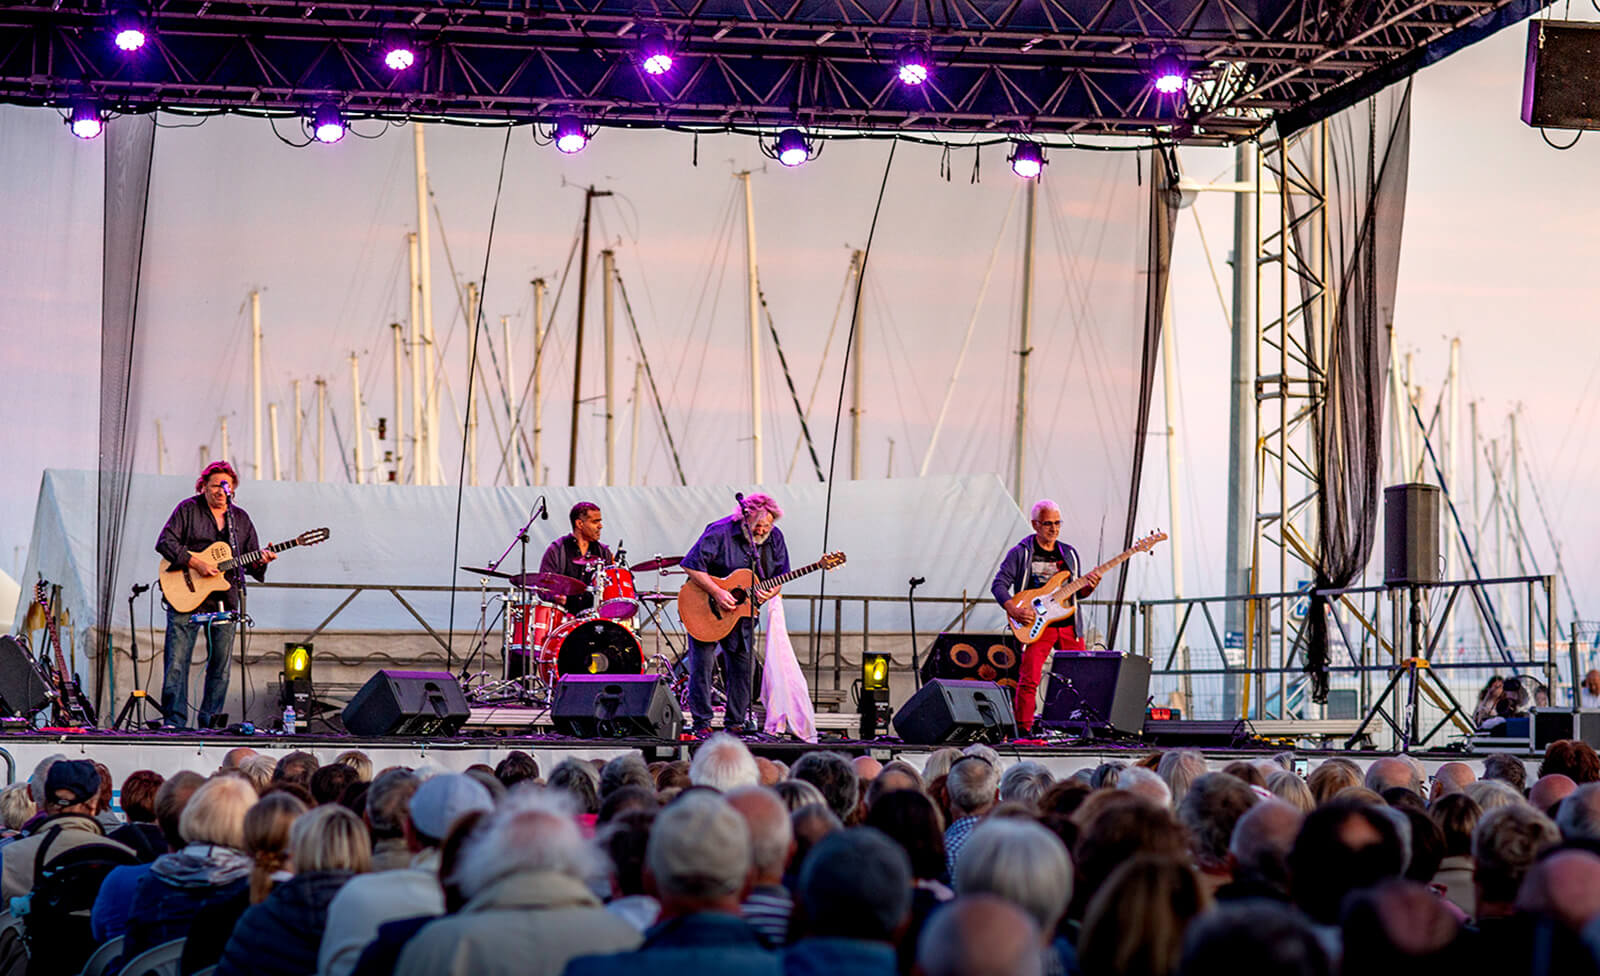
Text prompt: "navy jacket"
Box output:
[[783, 938, 897, 976], [564, 912, 781, 976], [215, 870, 353, 976], [155, 495, 267, 611], [122, 869, 249, 963], [681, 517, 790, 583], [990, 536, 1082, 607]]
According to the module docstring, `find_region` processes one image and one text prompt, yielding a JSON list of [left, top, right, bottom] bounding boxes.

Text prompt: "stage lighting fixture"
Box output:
[[381, 33, 416, 71], [68, 103, 104, 140], [553, 116, 590, 154], [112, 11, 148, 52], [1009, 140, 1045, 179], [1152, 53, 1188, 95], [311, 105, 346, 144], [860, 651, 892, 737], [284, 642, 313, 683], [863, 652, 890, 692], [896, 46, 931, 86], [640, 31, 676, 76], [775, 128, 812, 167]]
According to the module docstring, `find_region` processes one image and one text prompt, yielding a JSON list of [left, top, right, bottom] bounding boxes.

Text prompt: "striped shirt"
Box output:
[[742, 884, 793, 948]]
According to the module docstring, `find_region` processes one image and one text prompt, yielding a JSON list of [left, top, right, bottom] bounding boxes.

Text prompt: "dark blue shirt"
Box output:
[[564, 912, 780, 976], [681, 516, 790, 583], [155, 495, 266, 611]]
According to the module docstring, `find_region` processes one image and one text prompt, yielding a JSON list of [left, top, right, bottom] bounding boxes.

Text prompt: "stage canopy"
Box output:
[[0, 0, 1546, 143]]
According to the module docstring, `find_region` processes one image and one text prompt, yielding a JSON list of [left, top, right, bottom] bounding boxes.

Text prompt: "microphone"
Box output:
[[538, 494, 548, 520], [909, 576, 926, 588], [221, 482, 232, 495], [131, 582, 150, 596]]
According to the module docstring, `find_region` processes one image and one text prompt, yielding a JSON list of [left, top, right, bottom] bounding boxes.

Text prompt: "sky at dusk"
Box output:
[[2, 13, 1597, 634]]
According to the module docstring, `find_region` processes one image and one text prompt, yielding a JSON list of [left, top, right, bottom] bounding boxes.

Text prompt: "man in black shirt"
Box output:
[[539, 501, 611, 614], [154, 461, 274, 728]]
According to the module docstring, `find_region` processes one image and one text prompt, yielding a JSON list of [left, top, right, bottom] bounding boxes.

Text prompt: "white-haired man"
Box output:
[[991, 499, 1101, 734], [689, 734, 762, 792], [681, 493, 790, 737]]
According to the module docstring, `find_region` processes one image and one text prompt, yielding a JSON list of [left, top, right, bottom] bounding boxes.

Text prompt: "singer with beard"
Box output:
[[154, 460, 275, 729]]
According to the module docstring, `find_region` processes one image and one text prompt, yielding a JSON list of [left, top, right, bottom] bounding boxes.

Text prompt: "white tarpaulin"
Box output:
[[17, 470, 1056, 643]]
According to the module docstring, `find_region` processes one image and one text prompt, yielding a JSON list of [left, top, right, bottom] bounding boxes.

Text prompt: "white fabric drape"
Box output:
[[760, 596, 817, 742]]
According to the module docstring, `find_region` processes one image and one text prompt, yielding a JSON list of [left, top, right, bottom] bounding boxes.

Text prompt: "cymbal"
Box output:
[[637, 592, 676, 602], [460, 566, 513, 580], [506, 571, 586, 600], [631, 555, 683, 573]]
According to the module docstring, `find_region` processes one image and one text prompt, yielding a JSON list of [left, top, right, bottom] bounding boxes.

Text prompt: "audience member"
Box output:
[[1177, 773, 1258, 898], [2, 759, 133, 901], [853, 756, 884, 782], [216, 804, 371, 976], [238, 755, 277, 795], [220, 747, 259, 773], [1090, 762, 1128, 790], [1264, 771, 1314, 813], [1157, 751, 1208, 807], [1219, 761, 1266, 789], [790, 804, 843, 883], [312, 763, 362, 807], [953, 818, 1072, 958], [1119, 767, 1173, 808], [755, 758, 784, 788], [273, 751, 321, 791], [565, 791, 774, 976], [790, 752, 861, 825], [1381, 787, 1425, 813], [364, 768, 422, 871], [1557, 782, 1600, 848], [1463, 779, 1523, 813], [1288, 799, 1404, 926], [399, 789, 639, 976], [495, 750, 541, 788], [1306, 760, 1362, 806], [690, 734, 762, 792], [92, 761, 118, 829], [599, 809, 658, 932], [943, 756, 999, 877], [1529, 773, 1577, 815], [1218, 799, 1301, 902], [548, 758, 602, 818], [727, 786, 796, 949], [123, 775, 256, 960], [1339, 879, 1463, 972], [1079, 855, 1209, 976], [915, 895, 1043, 976], [1364, 757, 1422, 796], [598, 785, 659, 825], [107, 769, 166, 861], [786, 828, 910, 976], [1472, 804, 1558, 924], [773, 779, 827, 813], [321, 773, 492, 976], [1430, 761, 1476, 802], [998, 762, 1054, 811], [600, 753, 654, 799], [1400, 807, 1445, 884], [90, 770, 203, 942], [1429, 792, 1480, 918], [333, 750, 374, 782], [863, 761, 924, 812], [1038, 780, 1092, 819], [1178, 901, 1330, 976], [1540, 739, 1600, 784], [0, 782, 35, 841], [1071, 795, 1189, 922], [1479, 753, 1527, 795], [920, 748, 964, 784], [180, 790, 308, 974]]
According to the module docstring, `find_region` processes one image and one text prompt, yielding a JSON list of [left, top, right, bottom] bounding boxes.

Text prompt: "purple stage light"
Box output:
[[382, 44, 415, 71], [775, 128, 811, 167], [311, 105, 346, 144], [68, 104, 104, 140], [111, 9, 147, 51], [896, 47, 931, 86], [1152, 53, 1187, 95], [554, 116, 589, 154], [1008, 140, 1045, 179], [640, 32, 675, 76], [114, 27, 147, 51]]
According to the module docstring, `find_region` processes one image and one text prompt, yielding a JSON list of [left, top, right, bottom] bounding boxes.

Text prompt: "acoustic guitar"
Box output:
[[158, 528, 330, 613], [678, 552, 846, 643], [33, 578, 95, 727], [1003, 531, 1167, 644]]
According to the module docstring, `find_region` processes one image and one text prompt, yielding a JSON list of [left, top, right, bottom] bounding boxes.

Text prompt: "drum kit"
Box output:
[[459, 552, 688, 707]]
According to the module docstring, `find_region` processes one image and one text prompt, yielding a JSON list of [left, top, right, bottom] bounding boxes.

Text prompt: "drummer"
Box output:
[[539, 501, 611, 615]]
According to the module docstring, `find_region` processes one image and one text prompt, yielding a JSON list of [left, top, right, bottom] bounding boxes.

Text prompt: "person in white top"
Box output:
[[1581, 670, 1600, 709]]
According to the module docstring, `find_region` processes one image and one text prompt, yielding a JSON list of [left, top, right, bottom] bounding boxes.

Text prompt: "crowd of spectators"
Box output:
[[4, 736, 1600, 976]]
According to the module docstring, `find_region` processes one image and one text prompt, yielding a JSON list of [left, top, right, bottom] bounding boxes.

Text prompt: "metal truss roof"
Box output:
[[0, 0, 1545, 144]]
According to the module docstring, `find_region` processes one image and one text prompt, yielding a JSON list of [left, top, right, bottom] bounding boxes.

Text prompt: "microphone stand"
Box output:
[[225, 491, 248, 731], [114, 583, 167, 731], [908, 576, 926, 690]]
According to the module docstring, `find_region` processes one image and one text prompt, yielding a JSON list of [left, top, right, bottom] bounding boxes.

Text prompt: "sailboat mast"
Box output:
[[1013, 178, 1037, 502], [415, 124, 439, 485], [251, 290, 263, 480], [407, 232, 423, 485], [741, 171, 764, 483], [533, 278, 546, 486], [350, 352, 364, 485], [603, 248, 617, 486], [850, 249, 866, 480]]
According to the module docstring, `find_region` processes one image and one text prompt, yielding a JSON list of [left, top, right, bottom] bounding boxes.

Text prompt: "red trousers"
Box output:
[[1015, 623, 1086, 732]]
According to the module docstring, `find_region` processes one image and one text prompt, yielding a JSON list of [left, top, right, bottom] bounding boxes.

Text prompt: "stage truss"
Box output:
[[0, 0, 1546, 144]]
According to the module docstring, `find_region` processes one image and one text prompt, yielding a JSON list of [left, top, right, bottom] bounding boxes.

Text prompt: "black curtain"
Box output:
[[1108, 148, 1180, 650], [95, 114, 157, 713], [1278, 83, 1412, 702]]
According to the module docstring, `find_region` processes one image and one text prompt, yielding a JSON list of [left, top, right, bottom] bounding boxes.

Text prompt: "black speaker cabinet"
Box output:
[[552, 675, 683, 739], [1039, 652, 1152, 735], [1522, 20, 1600, 131], [1384, 483, 1441, 586], [920, 633, 1021, 695], [0, 636, 51, 718], [892, 679, 1016, 745], [341, 670, 470, 737]]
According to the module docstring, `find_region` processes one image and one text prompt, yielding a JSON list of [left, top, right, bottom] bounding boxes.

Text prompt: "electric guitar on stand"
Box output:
[[1004, 531, 1168, 644], [32, 579, 96, 727], [678, 553, 847, 643], [158, 528, 330, 613]]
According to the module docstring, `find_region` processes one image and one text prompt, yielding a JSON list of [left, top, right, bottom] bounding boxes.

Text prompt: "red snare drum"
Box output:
[[539, 617, 644, 683], [595, 565, 639, 620]]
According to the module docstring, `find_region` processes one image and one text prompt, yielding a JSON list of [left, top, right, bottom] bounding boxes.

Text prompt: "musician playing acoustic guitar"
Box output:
[[991, 499, 1101, 735], [680, 493, 789, 738], [154, 460, 275, 729]]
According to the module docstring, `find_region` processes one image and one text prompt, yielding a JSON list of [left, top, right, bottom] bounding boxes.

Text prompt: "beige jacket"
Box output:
[[1, 814, 134, 901]]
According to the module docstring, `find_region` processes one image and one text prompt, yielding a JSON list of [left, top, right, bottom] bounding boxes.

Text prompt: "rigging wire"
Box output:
[[784, 252, 858, 480], [613, 269, 690, 484], [812, 139, 898, 704], [444, 127, 513, 672], [758, 286, 826, 481]]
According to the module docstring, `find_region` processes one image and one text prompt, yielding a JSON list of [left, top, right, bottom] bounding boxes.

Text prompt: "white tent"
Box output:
[[17, 470, 1042, 643]]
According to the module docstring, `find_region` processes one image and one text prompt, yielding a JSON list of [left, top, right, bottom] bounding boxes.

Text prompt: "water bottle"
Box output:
[[282, 704, 296, 734]]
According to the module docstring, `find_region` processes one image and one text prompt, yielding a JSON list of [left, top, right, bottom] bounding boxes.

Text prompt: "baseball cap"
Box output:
[[45, 760, 101, 808], [408, 773, 493, 840]]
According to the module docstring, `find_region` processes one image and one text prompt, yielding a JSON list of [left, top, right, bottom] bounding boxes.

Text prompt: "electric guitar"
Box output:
[[678, 552, 847, 643], [1003, 531, 1167, 644], [158, 528, 331, 613], [33, 579, 96, 727]]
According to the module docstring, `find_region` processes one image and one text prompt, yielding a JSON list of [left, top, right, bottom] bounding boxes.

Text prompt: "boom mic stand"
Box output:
[[908, 576, 926, 690]]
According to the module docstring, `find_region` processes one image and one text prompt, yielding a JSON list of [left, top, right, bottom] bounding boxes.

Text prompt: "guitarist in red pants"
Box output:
[[991, 499, 1100, 735]]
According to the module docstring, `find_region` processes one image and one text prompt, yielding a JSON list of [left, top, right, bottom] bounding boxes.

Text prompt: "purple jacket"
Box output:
[[990, 536, 1082, 608]]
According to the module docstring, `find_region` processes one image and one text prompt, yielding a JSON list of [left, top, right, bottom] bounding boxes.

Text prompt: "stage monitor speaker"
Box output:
[[920, 632, 1020, 695], [1039, 652, 1151, 735], [0, 636, 51, 718], [892, 679, 1016, 745], [1522, 20, 1600, 131], [1384, 483, 1441, 586], [1142, 718, 1253, 748], [552, 675, 683, 739], [341, 670, 470, 737]]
